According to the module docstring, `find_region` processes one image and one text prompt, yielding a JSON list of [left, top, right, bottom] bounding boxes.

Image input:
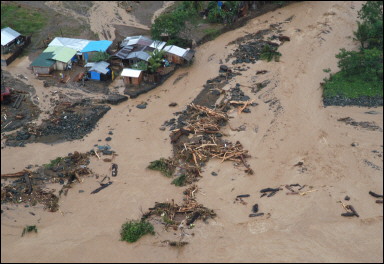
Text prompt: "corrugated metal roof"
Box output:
[[1, 27, 21, 46], [121, 68, 142, 78], [121, 35, 153, 47], [149, 40, 166, 51], [49, 37, 90, 52], [30, 52, 55, 67], [126, 51, 151, 61], [81, 40, 113, 52], [163, 45, 187, 57], [44, 46, 77, 63], [182, 49, 195, 61], [114, 45, 134, 59], [89, 61, 110, 74]]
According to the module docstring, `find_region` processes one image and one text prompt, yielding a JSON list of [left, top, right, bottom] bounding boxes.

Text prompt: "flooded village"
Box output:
[[1, 1, 383, 263]]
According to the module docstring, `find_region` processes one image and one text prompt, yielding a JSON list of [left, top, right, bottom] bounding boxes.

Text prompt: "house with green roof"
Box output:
[[30, 46, 77, 75]]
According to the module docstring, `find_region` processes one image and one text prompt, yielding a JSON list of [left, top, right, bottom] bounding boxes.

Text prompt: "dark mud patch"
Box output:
[[1, 71, 41, 133], [337, 117, 382, 132], [5, 100, 110, 147]]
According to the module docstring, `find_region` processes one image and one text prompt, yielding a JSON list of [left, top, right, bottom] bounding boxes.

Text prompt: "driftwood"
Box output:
[[369, 191, 383, 198], [90, 181, 113, 194], [249, 213, 264, 217], [1, 170, 30, 178]]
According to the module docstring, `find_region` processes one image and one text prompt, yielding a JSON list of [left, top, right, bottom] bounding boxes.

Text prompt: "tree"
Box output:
[[353, 1, 383, 50], [90, 51, 109, 62], [146, 49, 165, 73]]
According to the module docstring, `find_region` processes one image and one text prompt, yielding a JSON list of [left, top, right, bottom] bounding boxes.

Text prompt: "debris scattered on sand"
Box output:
[[90, 181, 113, 194]]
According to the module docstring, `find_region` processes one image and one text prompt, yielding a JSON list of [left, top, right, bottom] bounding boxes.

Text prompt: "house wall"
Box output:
[[123, 73, 142, 85], [165, 53, 184, 65], [32, 65, 53, 75], [54, 61, 69, 71], [90, 71, 101, 80]]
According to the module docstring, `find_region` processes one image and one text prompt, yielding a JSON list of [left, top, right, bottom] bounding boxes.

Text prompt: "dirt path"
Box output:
[[1, 1, 382, 263]]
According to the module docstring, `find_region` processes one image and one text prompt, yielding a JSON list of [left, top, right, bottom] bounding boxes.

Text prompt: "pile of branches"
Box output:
[[142, 185, 216, 230], [167, 103, 253, 184]]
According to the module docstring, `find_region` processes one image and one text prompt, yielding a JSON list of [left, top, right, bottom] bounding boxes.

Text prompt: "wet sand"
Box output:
[[1, 1, 383, 263]]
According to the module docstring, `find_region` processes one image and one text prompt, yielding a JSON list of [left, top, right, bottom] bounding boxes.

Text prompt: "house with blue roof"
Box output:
[[80, 40, 112, 63]]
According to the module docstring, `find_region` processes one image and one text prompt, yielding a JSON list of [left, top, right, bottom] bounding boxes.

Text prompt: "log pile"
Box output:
[[142, 185, 216, 229], [169, 103, 253, 182]]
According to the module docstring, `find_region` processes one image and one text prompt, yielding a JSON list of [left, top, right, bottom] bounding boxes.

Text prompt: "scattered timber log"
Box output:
[[90, 181, 113, 194], [249, 213, 264, 217], [369, 191, 383, 198], [1, 170, 30, 178]]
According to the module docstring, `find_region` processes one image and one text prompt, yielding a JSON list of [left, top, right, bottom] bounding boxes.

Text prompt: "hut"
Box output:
[[30, 46, 77, 75], [80, 40, 112, 62], [162, 45, 195, 65], [1, 27, 23, 54], [1, 27, 30, 66], [30, 51, 55, 75], [121, 68, 143, 85], [120, 35, 153, 48], [85, 61, 111, 81]]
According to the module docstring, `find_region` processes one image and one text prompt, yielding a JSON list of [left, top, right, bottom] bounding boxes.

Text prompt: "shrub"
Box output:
[[171, 174, 187, 187], [260, 44, 281, 62], [148, 158, 175, 177], [120, 220, 155, 243]]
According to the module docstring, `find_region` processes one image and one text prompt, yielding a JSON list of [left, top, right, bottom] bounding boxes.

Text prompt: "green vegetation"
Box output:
[[322, 1, 383, 101], [21, 225, 37, 237], [151, 2, 198, 43], [120, 220, 155, 243], [90, 51, 110, 62], [132, 61, 148, 71], [1, 2, 47, 35], [148, 158, 175, 177], [44, 157, 65, 169], [147, 49, 165, 73], [171, 174, 187, 187], [207, 1, 240, 24], [203, 28, 221, 40], [260, 44, 281, 62]]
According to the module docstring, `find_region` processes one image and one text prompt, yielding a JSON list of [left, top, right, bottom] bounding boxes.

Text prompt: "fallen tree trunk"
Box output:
[[1, 170, 30, 178]]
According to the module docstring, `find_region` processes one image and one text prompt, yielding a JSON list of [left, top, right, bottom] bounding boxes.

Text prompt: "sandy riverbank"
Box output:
[[1, 1, 382, 262]]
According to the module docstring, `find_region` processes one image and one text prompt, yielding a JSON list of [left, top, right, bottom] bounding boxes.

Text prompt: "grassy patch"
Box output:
[[21, 225, 37, 237], [120, 220, 155, 243], [260, 44, 281, 62], [43, 157, 65, 169], [171, 174, 187, 187], [1, 2, 47, 35], [323, 72, 383, 99], [148, 158, 175, 177], [203, 28, 221, 40]]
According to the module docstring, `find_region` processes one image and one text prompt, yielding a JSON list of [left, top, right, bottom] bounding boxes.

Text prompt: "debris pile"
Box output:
[[161, 103, 253, 185], [142, 185, 216, 230], [1, 151, 93, 211]]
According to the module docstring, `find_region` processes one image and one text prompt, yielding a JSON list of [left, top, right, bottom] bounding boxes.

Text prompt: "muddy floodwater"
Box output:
[[1, 1, 383, 263]]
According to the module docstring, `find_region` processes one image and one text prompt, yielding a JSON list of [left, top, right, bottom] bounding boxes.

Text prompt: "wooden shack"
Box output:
[[121, 68, 143, 85]]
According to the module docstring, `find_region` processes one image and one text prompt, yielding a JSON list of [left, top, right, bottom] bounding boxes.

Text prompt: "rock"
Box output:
[[211, 90, 221, 96], [136, 103, 147, 109], [219, 65, 229, 72], [351, 142, 358, 147], [169, 102, 178, 107], [242, 108, 251, 113], [102, 150, 114, 155], [108, 131, 113, 135], [211, 172, 218, 176], [105, 137, 112, 141], [344, 195, 350, 201], [159, 127, 166, 131], [79, 190, 85, 193]]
